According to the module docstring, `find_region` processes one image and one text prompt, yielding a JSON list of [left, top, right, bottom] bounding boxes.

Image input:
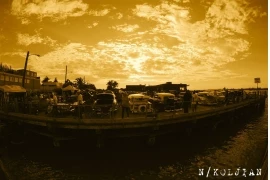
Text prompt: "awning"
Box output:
[[0, 85, 26, 93]]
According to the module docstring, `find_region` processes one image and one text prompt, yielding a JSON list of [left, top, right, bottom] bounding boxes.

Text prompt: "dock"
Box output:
[[0, 97, 266, 147]]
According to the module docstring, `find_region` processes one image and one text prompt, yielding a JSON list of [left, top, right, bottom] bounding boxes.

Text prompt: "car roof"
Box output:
[[128, 94, 150, 98], [156, 93, 175, 96]]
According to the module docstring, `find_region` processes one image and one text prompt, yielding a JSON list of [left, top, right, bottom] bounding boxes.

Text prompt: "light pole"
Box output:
[[22, 51, 40, 88]]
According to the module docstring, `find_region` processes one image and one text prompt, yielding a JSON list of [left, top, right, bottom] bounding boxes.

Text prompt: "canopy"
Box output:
[[62, 85, 78, 92], [0, 85, 26, 93]]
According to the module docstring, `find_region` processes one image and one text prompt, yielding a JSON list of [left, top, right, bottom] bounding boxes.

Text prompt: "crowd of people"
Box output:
[[0, 87, 267, 119]]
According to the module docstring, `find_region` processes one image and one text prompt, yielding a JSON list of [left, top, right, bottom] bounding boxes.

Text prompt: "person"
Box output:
[[191, 91, 199, 112], [121, 92, 129, 119], [183, 90, 190, 113], [52, 93, 58, 116], [224, 89, 229, 106], [52, 93, 58, 105], [77, 91, 83, 105], [77, 91, 84, 118]]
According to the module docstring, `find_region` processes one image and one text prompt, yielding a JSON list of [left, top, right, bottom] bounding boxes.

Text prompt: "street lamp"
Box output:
[[22, 51, 40, 88]]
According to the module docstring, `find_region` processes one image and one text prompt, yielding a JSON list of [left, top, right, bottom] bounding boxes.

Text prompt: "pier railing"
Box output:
[[0, 95, 266, 120]]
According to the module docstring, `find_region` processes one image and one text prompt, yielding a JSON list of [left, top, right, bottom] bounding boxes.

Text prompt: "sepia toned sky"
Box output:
[[0, 0, 268, 89]]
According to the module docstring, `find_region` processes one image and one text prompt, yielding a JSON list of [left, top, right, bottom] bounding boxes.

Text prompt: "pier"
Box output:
[[0, 95, 266, 148]]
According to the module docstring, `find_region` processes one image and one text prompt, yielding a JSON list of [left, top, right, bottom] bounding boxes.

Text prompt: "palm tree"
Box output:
[[106, 80, 118, 90], [42, 76, 50, 83]]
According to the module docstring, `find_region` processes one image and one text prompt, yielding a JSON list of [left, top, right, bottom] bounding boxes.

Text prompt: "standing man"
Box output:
[[183, 90, 190, 113], [77, 91, 83, 105], [192, 91, 199, 112], [77, 91, 84, 118], [121, 92, 129, 119]]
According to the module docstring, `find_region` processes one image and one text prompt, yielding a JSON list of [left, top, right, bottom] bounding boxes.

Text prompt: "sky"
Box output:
[[0, 0, 268, 90]]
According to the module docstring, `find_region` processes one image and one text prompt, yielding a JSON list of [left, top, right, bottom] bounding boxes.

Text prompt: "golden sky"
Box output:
[[0, 0, 268, 89]]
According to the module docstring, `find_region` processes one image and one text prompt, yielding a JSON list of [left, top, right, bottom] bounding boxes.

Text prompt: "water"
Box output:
[[1, 101, 267, 180]]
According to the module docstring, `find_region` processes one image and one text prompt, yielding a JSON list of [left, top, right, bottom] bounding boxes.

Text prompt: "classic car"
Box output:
[[150, 93, 176, 112], [128, 94, 153, 113], [197, 92, 218, 105], [93, 93, 118, 116]]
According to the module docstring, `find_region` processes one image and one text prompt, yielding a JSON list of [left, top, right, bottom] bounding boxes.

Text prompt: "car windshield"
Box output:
[[130, 97, 149, 102], [96, 99, 113, 105], [96, 94, 114, 100]]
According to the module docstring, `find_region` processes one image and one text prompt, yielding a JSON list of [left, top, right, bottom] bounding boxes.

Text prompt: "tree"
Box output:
[[62, 79, 73, 88], [42, 76, 50, 83], [75, 77, 85, 89], [54, 77, 58, 82], [106, 80, 118, 90], [85, 83, 96, 90]]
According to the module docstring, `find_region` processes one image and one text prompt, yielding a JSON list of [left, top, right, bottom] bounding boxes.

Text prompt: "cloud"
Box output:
[[110, 24, 139, 33], [11, 0, 89, 22], [17, 33, 57, 46], [129, 0, 264, 83], [28, 43, 129, 83], [88, 9, 110, 16], [87, 22, 99, 29], [5, 0, 266, 88], [205, 0, 265, 35]]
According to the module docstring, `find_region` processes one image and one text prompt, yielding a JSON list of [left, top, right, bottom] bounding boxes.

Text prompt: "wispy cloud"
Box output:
[[3, 0, 266, 88], [11, 0, 89, 22], [88, 22, 99, 29], [89, 9, 110, 16], [17, 33, 57, 46], [111, 24, 139, 33], [129, 0, 264, 83]]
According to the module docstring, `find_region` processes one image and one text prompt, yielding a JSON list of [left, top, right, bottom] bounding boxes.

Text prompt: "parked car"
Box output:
[[247, 91, 257, 99], [150, 93, 176, 112], [128, 94, 153, 113], [93, 93, 118, 116], [197, 92, 217, 105], [215, 91, 226, 103]]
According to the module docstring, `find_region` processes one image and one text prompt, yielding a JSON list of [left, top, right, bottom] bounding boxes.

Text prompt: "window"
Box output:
[[15, 77, 18, 82], [10, 77, 14, 82], [27, 72, 29, 75], [26, 79, 30, 84], [19, 78, 22, 83], [5, 76, 9, 81], [0, 75, 4, 81]]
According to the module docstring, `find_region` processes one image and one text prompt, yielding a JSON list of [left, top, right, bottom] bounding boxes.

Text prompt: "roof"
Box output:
[[0, 85, 26, 93], [62, 85, 78, 91], [128, 94, 150, 98]]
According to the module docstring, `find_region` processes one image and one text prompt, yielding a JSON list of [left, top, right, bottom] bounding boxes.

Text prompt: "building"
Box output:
[[126, 85, 146, 92], [127, 82, 188, 93], [41, 81, 63, 92], [158, 82, 188, 92], [0, 69, 40, 91]]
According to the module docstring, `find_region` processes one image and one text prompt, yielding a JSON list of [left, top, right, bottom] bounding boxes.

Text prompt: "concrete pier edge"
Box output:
[[0, 156, 12, 180]]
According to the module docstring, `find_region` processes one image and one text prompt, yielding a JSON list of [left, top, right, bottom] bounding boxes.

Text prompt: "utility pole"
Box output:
[[22, 51, 30, 88], [22, 51, 40, 88], [65, 65, 67, 82]]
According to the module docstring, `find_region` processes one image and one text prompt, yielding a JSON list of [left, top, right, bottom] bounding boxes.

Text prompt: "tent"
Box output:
[[0, 85, 26, 93], [62, 85, 78, 92]]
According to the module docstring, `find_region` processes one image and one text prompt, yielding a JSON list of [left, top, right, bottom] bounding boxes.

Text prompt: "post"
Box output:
[[257, 82, 260, 98], [65, 65, 67, 82], [22, 51, 30, 88]]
